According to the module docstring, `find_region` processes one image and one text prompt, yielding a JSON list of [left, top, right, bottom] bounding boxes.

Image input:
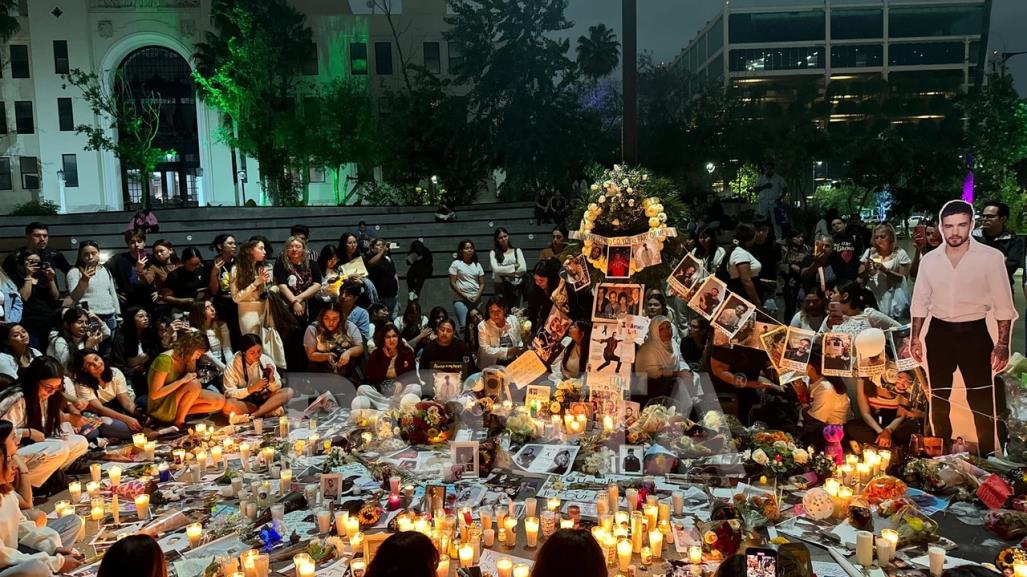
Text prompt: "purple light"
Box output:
[[962, 170, 974, 204]]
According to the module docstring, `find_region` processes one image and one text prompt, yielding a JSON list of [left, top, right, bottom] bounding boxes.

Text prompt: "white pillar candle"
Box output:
[[334, 510, 349, 535], [483, 529, 495, 547], [132, 433, 147, 448], [68, 481, 82, 503], [513, 565, 529, 577], [625, 488, 638, 512], [877, 530, 897, 565], [928, 546, 945, 577], [317, 510, 332, 534], [108, 466, 122, 486], [855, 531, 874, 567], [90, 463, 102, 483], [524, 516, 539, 547], [688, 546, 702, 564], [135, 494, 150, 519]]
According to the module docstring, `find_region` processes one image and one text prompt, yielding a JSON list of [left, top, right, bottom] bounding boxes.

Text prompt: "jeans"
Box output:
[[453, 299, 477, 334]]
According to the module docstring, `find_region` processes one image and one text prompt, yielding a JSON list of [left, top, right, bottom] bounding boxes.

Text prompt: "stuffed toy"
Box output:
[[824, 424, 845, 465]]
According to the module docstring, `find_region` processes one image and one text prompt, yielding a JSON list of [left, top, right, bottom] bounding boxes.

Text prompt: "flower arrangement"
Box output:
[[745, 432, 808, 479], [732, 492, 782, 529], [548, 379, 584, 416], [397, 400, 455, 445], [697, 518, 743, 559], [626, 404, 678, 444], [580, 446, 617, 476], [504, 411, 541, 445]]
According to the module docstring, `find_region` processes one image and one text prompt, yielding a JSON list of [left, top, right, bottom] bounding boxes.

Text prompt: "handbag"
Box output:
[[260, 305, 287, 369]]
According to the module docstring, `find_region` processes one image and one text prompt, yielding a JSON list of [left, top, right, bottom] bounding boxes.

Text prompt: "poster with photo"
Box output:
[[524, 385, 552, 415], [710, 293, 757, 339], [714, 311, 779, 349], [619, 445, 644, 475], [668, 254, 704, 299], [588, 381, 624, 419], [779, 327, 815, 372], [857, 339, 887, 378], [822, 332, 855, 377], [605, 246, 632, 279], [562, 254, 592, 292], [880, 366, 929, 414], [687, 276, 727, 320], [531, 327, 566, 366], [451, 442, 480, 478], [759, 326, 788, 370], [632, 237, 662, 269], [513, 444, 579, 476], [592, 283, 644, 323], [587, 323, 635, 376], [888, 325, 919, 371], [433, 372, 462, 401]]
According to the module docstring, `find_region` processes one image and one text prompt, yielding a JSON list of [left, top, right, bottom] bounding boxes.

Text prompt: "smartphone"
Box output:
[[745, 547, 778, 577], [914, 224, 926, 242]]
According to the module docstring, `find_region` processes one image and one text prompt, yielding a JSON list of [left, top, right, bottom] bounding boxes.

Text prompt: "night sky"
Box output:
[[561, 0, 1027, 96]]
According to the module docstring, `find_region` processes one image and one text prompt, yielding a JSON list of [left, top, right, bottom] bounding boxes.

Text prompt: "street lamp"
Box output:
[[56, 169, 67, 215], [705, 162, 716, 174]]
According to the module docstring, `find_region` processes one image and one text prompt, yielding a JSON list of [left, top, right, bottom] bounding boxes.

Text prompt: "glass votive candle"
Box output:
[[68, 481, 82, 502], [132, 433, 147, 449], [134, 494, 150, 519], [187, 522, 203, 548], [108, 465, 122, 486], [86, 481, 100, 498]]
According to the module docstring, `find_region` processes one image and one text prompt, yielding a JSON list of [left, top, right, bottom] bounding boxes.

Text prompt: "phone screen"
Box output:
[[746, 548, 777, 577], [914, 224, 926, 240]]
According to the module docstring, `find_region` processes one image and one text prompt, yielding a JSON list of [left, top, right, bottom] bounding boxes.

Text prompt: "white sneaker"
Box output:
[[229, 413, 251, 426]]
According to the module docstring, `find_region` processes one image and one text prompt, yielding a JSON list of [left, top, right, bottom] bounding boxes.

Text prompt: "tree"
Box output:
[[445, 0, 584, 199], [576, 24, 619, 84], [61, 69, 173, 210], [0, 0, 18, 44], [963, 68, 1027, 208], [192, 0, 314, 206]]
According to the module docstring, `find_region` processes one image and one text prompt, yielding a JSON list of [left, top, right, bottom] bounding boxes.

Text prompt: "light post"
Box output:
[[57, 169, 67, 214]]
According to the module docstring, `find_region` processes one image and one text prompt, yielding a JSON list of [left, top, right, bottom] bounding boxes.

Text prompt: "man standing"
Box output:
[[910, 200, 1016, 456], [753, 161, 788, 238], [972, 200, 1024, 288], [2, 221, 71, 282]]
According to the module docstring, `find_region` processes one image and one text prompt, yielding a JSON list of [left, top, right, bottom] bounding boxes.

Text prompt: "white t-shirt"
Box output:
[[74, 367, 133, 404], [808, 378, 851, 425], [727, 247, 762, 279], [448, 260, 484, 300]]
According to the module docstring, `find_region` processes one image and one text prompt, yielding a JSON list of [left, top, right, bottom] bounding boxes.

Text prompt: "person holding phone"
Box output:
[[231, 240, 272, 336], [66, 241, 120, 339], [366, 238, 399, 318], [222, 334, 293, 425], [14, 251, 60, 351], [910, 219, 942, 278], [106, 229, 153, 316], [47, 308, 110, 372]]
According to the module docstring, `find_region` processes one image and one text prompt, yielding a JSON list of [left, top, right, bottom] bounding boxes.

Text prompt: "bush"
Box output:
[[9, 200, 60, 216]]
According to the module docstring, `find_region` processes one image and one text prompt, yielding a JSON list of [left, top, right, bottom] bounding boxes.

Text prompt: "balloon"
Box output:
[[854, 328, 886, 358], [802, 488, 835, 520]]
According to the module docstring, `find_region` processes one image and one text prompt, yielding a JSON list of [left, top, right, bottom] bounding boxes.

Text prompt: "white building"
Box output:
[[0, 0, 457, 214]]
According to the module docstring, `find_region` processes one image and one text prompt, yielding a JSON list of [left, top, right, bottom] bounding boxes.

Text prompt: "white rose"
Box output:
[[613, 164, 622, 171], [773, 440, 788, 450], [622, 178, 630, 186], [642, 173, 649, 181], [752, 449, 769, 466], [590, 183, 599, 191], [598, 195, 606, 204], [793, 448, 810, 464]]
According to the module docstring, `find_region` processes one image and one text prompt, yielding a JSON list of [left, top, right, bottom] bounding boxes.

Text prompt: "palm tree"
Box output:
[[0, 0, 20, 44], [576, 24, 619, 84]]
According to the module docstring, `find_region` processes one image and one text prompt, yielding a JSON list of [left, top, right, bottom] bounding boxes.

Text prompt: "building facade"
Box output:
[[0, 0, 456, 214], [680, 0, 988, 105]]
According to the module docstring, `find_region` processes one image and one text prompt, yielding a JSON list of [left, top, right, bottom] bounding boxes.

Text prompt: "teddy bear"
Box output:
[[823, 424, 845, 465]]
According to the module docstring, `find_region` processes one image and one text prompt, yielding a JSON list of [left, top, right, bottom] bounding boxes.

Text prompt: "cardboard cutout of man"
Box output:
[[910, 200, 1017, 456]]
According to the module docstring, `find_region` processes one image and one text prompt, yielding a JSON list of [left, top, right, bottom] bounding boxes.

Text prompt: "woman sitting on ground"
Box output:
[[0, 357, 89, 490], [223, 334, 294, 425], [366, 323, 417, 390], [109, 307, 155, 399], [147, 332, 226, 428], [47, 307, 110, 371], [395, 301, 431, 353], [72, 349, 143, 441], [478, 298, 524, 367], [303, 302, 364, 378], [188, 298, 233, 375], [0, 324, 41, 380]]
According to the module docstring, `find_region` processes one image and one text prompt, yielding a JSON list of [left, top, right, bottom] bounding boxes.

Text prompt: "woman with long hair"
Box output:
[[489, 227, 526, 308], [0, 418, 85, 576], [449, 240, 485, 334], [97, 535, 166, 577], [275, 236, 323, 370], [419, 318, 473, 377], [690, 226, 726, 273], [318, 244, 343, 295], [139, 238, 179, 316], [364, 531, 438, 577], [188, 298, 233, 372], [110, 307, 155, 398], [231, 239, 272, 336], [395, 301, 430, 352], [338, 232, 378, 305], [15, 250, 60, 350], [65, 241, 119, 336], [366, 323, 416, 388], [303, 302, 364, 377], [46, 307, 109, 371], [366, 238, 400, 317], [0, 357, 89, 489], [530, 529, 605, 577], [223, 334, 294, 425], [206, 234, 240, 349], [818, 280, 901, 338], [72, 349, 143, 440], [859, 223, 912, 320], [524, 259, 560, 331], [724, 223, 763, 307], [147, 332, 226, 427], [0, 324, 40, 380], [559, 321, 591, 379]]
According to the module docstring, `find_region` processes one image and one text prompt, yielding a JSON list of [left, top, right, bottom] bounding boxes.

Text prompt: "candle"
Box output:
[[856, 462, 871, 485], [91, 502, 104, 522], [496, 558, 513, 577], [839, 464, 853, 486], [388, 494, 402, 510], [133, 433, 147, 448], [297, 557, 317, 577], [688, 545, 702, 564], [437, 555, 450, 577], [835, 486, 853, 517], [107, 465, 122, 487], [643, 504, 658, 532], [878, 529, 898, 565], [617, 538, 632, 571], [672, 491, 683, 516], [524, 516, 539, 547], [279, 416, 289, 437], [480, 508, 493, 530], [546, 497, 561, 513], [253, 554, 270, 577], [135, 494, 150, 519], [483, 528, 495, 547], [525, 497, 537, 517], [111, 493, 120, 525], [630, 512, 644, 553], [855, 530, 874, 567], [187, 523, 203, 548], [641, 546, 652, 566], [625, 489, 638, 512], [658, 502, 670, 524], [513, 565, 529, 577], [239, 442, 251, 471], [846, 454, 859, 467], [504, 517, 517, 546], [335, 510, 349, 536], [261, 447, 275, 466], [317, 510, 332, 534], [609, 484, 619, 509], [86, 481, 100, 498], [195, 423, 207, 435], [350, 531, 364, 552], [1014, 563, 1027, 577], [196, 450, 208, 470], [143, 441, 156, 461], [928, 546, 945, 577], [280, 468, 292, 495], [90, 463, 102, 483], [824, 478, 840, 496], [345, 517, 360, 538], [324, 439, 333, 454], [649, 530, 663, 559], [68, 481, 82, 502], [211, 445, 223, 466], [458, 543, 474, 568], [602, 415, 614, 433], [880, 450, 892, 473], [390, 476, 401, 495]]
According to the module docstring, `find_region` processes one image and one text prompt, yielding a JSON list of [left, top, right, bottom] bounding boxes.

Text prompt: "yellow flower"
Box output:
[[598, 195, 606, 204], [645, 205, 659, 217], [649, 217, 661, 228], [658, 212, 668, 223], [549, 401, 562, 414], [704, 531, 718, 544]]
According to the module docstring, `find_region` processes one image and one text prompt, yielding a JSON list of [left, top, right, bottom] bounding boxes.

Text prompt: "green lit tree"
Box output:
[[61, 69, 173, 210], [193, 0, 313, 206], [576, 24, 619, 84]]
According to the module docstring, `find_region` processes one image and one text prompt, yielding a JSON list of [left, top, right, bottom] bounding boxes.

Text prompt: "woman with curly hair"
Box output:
[[231, 239, 271, 337]]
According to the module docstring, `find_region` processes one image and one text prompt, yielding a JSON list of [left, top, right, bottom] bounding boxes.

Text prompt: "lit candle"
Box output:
[[86, 481, 100, 498], [1014, 563, 1027, 577], [109, 466, 122, 486], [688, 545, 702, 564], [308, 434, 320, 455], [335, 510, 349, 535], [143, 441, 156, 461], [855, 531, 874, 567], [280, 468, 292, 495], [91, 502, 104, 521], [617, 538, 632, 571], [483, 529, 495, 547], [345, 517, 360, 538], [524, 497, 537, 517], [609, 484, 619, 510], [459, 543, 474, 568], [643, 504, 658, 531], [835, 486, 853, 517], [496, 558, 513, 577], [211, 445, 223, 466], [878, 529, 898, 565], [524, 516, 539, 547], [839, 464, 853, 486], [504, 517, 517, 545], [133, 433, 147, 448], [480, 508, 493, 530], [111, 493, 120, 525], [649, 530, 663, 559], [388, 493, 402, 510], [824, 478, 840, 496], [195, 423, 207, 436], [436, 555, 450, 577], [350, 531, 364, 552], [196, 450, 209, 470], [641, 546, 652, 566], [68, 481, 82, 502], [279, 416, 289, 438], [513, 564, 529, 577], [845, 454, 859, 467], [879, 450, 892, 473], [856, 462, 871, 485], [134, 494, 150, 519], [547, 497, 560, 512], [324, 439, 333, 454], [90, 463, 102, 483], [187, 523, 203, 548], [346, 559, 363, 577]]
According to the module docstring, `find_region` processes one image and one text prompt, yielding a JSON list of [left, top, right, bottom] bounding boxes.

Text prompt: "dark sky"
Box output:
[[562, 0, 1027, 96]]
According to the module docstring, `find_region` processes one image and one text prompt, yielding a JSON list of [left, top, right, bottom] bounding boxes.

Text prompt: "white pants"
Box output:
[[18, 436, 88, 488], [238, 301, 266, 337]]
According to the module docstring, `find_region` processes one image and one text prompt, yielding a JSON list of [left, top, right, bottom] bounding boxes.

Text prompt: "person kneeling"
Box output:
[[223, 334, 294, 425]]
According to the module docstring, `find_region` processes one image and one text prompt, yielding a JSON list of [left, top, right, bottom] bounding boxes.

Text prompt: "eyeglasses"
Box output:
[[40, 382, 63, 394]]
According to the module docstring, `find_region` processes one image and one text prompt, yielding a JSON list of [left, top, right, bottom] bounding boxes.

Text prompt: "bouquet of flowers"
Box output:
[[986, 510, 1027, 540], [504, 411, 541, 445], [548, 379, 584, 416], [863, 475, 908, 505], [580, 446, 617, 476], [732, 492, 781, 529], [893, 504, 940, 546], [697, 518, 743, 559], [902, 458, 976, 500], [811, 452, 836, 479], [745, 432, 810, 479], [397, 401, 454, 445], [626, 404, 678, 444]]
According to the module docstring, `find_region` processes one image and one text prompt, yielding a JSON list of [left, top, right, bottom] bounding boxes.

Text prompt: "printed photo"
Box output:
[[857, 337, 887, 378], [624, 401, 641, 425], [632, 237, 662, 269], [524, 385, 552, 416], [779, 327, 815, 372], [562, 254, 591, 292], [605, 246, 632, 279], [687, 276, 727, 320], [760, 327, 788, 370], [822, 332, 855, 377], [888, 325, 919, 371], [711, 294, 757, 339], [717, 311, 778, 350], [668, 254, 704, 299], [880, 366, 928, 414], [320, 473, 342, 501], [587, 323, 635, 375], [451, 442, 480, 479], [619, 445, 644, 476], [433, 372, 461, 401], [512, 444, 580, 476], [592, 283, 644, 323], [588, 382, 624, 419]]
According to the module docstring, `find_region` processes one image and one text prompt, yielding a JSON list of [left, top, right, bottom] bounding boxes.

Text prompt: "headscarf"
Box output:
[[635, 316, 680, 378]]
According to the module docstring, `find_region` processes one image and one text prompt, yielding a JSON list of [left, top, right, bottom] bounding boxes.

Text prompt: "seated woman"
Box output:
[[46, 308, 110, 371], [0, 357, 89, 489], [188, 299, 233, 372], [799, 354, 851, 451], [72, 350, 143, 441], [147, 332, 227, 428], [477, 298, 524, 367], [419, 319, 473, 377], [395, 301, 431, 353], [680, 317, 712, 370], [634, 316, 688, 399], [0, 324, 42, 380], [364, 531, 438, 577], [359, 324, 419, 408], [851, 376, 921, 450], [110, 307, 155, 399], [0, 419, 84, 576], [303, 303, 364, 378], [223, 334, 294, 425]]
